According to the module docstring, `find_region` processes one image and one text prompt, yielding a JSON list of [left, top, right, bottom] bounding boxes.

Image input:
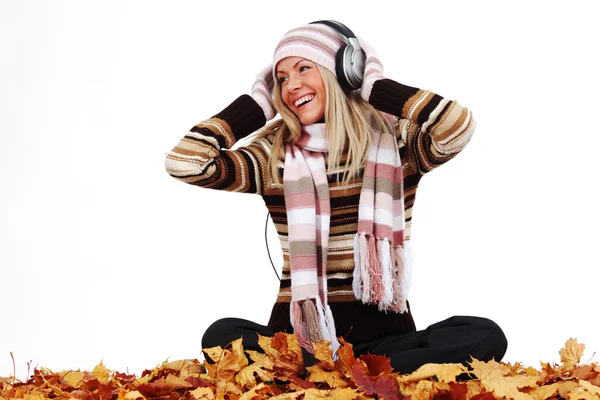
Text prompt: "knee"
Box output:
[[201, 317, 238, 349], [473, 318, 508, 362]]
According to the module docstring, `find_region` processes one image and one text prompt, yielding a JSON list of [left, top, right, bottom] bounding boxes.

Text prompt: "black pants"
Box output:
[[201, 315, 507, 374]]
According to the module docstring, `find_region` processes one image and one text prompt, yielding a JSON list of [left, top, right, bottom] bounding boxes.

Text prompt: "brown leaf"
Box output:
[[359, 354, 393, 376], [573, 365, 596, 380], [350, 361, 400, 400], [288, 375, 318, 390]]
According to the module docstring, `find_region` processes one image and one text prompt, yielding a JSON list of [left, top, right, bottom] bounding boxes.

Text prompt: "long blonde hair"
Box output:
[[256, 65, 395, 185]]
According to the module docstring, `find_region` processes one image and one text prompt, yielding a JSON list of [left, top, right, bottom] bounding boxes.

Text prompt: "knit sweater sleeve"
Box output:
[[165, 95, 271, 194], [368, 79, 476, 174]]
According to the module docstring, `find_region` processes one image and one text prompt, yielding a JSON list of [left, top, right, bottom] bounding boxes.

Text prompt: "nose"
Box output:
[[288, 74, 302, 92]]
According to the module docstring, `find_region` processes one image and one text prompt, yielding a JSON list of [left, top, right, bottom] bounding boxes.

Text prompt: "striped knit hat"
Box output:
[[273, 23, 347, 77]]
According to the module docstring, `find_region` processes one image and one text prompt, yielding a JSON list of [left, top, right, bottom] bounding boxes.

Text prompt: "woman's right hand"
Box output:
[[251, 64, 277, 121]]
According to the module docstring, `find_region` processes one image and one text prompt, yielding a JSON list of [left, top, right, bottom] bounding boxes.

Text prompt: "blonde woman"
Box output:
[[165, 21, 507, 373]]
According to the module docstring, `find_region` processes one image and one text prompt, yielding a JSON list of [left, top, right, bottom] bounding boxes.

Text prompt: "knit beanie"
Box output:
[[272, 23, 347, 77]]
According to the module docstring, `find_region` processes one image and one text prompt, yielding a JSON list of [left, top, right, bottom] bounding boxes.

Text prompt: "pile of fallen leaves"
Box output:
[[1, 334, 599, 400]]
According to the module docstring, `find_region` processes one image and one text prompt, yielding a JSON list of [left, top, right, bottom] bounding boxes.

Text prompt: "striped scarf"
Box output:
[[283, 123, 412, 356]]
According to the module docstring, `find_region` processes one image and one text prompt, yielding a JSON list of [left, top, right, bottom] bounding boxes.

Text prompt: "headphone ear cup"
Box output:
[[335, 45, 353, 90]]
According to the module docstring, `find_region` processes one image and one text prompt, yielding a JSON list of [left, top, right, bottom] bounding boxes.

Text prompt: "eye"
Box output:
[[299, 65, 311, 73], [277, 76, 288, 84]]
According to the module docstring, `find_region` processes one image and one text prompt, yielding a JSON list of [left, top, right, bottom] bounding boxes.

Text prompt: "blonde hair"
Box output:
[[256, 65, 395, 185]]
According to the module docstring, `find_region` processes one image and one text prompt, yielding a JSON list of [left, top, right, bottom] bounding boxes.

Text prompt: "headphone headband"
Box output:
[[309, 20, 357, 40]]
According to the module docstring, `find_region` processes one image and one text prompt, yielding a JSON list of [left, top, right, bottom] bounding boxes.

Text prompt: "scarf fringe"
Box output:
[[290, 298, 340, 357], [353, 232, 412, 313]]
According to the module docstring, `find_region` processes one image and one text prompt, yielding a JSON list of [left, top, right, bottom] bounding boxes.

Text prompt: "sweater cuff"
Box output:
[[213, 94, 267, 142], [368, 79, 420, 118]]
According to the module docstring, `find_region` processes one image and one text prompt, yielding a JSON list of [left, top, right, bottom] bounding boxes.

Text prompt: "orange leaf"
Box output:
[[359, 354, 393, 376], [334, 337, 358, 374], [312, 340, 335, 370]]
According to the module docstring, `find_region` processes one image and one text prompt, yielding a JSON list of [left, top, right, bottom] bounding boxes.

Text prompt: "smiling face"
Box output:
[[275, 57, 327, 125]]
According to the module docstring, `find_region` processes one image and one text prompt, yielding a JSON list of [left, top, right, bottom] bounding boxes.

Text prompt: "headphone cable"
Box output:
[[265, 211, 281, 281]]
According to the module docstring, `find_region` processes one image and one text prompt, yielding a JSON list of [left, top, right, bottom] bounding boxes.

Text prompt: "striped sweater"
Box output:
[[165, 79, 475, 344]]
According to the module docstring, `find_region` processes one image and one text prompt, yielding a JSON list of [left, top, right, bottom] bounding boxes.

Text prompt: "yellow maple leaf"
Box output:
[[231, 338, 249, 370], [164, 373, 193, 389], [580, 380, 600, 396], [469, 358, 511, 380], [482, 374, 539, 400], [236, 362, 275, 388], [23, 394, 44, 400], [303, 387, 359, 399], [565, 387, 600, 400], [203, 346, 224, 363], [466, 380, 483, 398], [190, 386, 215, 399], [398, 362, 467, 383], [557, 380, 580, 397], [246, 350, 269, 364], [162, 359, 204, 379], [560, 338, 585, 371], [238, 382, 268, 400], [60, 370, 84, 388], [312, 341, 335, 370], [307, 365, 349, 388], [528, 382, 559, 400], [117, 389, 146, 400], [92, 361, 111, 384]]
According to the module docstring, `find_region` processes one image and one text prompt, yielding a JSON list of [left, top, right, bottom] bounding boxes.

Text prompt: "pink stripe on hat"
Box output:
[[273, 24, 347, 77]]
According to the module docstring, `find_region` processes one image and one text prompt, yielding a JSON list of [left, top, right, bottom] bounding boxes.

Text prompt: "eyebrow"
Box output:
[[275, 59, 307, 75]]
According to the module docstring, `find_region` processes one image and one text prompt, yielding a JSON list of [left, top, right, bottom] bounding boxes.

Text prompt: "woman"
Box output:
[[165, 21, 507, 374]]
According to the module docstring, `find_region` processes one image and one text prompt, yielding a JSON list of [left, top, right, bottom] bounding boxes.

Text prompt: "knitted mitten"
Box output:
[[358, 37, 384, 103], [250, 64, 277, 121]]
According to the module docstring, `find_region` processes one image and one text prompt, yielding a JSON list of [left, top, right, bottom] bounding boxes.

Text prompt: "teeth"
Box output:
[[294, 94, 315, 107]]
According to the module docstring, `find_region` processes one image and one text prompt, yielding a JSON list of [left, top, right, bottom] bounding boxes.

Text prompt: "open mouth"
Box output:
[[294, 94, 315, 108]]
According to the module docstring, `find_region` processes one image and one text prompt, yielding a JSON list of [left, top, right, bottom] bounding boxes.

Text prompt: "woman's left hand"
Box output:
[[358, 36, 384, 103]]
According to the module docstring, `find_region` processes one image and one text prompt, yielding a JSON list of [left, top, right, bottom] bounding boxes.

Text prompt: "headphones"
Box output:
[[309, 20, 366, 91]]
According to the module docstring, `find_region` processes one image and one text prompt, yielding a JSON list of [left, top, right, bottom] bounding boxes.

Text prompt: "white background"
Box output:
[[1, 1, 599, 381]]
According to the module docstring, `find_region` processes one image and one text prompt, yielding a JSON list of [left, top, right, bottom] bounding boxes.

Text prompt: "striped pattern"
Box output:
[[283, 133, 338, 353], [165, 80, 476, 341], [273, 24, 346, 78], [352, 129, 409, 313], [357, 35, 384, 102]]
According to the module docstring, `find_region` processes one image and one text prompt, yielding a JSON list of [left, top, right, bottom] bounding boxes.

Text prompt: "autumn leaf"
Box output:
[[560, 337, 586, 372], [5, 336, 600, 400], [60, 370, 84, 388], [359, 354, 394, 376], [334, 337, 358, 374], [312, 340, 335, 370], [350, 361, 400, 400], [190, 386, 215, 399], [307, 365, 349, 388], [399, 362, 467, 384], [92, 361, 111, 384], [258, 332, 304, 376]]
